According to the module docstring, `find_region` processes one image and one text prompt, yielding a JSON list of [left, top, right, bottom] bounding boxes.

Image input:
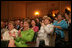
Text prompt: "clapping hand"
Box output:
[[54, 25, 56, 28], [12, 32, 16, 38], [9, 32, 16, 38], [41, 22, 45, 27], [69, 19, 71, 23], [9, 32, 12, 36], [18, 29, 21, 37]]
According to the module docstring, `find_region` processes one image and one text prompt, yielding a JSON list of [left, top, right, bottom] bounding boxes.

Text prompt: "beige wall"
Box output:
[[1, 1, 26, 21], [1, 1, 8, 21], [27, 1, 60, 18], [8, 1, 26, 20], [27, 1, 71, 18], [1, 1, 71, 21]]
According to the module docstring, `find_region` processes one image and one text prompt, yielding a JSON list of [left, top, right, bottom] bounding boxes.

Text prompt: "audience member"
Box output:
[[15, 20, 34, 47]]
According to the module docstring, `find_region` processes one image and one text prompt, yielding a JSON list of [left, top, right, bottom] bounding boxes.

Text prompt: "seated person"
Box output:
[[53, 14, 68, 47], [1, 21, 8, 39], [19, 21, 24, 31], [31, 19, 39, 32], [31, 19, 39, 41], [53, 14, 68, 39], [2, 21, 18, 47], [35, 18, 41, 30], [36, 16, 54, 47], [15, 20, 20, 30], [15, 20, 35, 47]]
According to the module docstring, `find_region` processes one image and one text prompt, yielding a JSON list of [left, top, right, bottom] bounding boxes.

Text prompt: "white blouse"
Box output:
[[38, 24, 54, 37], [44, 24, 54, 34], [2, 29, 18, 40]]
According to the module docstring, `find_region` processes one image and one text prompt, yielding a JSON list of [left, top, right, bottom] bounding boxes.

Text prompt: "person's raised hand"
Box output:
[[41, 23, 45, 27]]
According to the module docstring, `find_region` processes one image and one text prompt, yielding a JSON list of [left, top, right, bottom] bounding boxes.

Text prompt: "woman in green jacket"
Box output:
[[15, 20, 35, 47]]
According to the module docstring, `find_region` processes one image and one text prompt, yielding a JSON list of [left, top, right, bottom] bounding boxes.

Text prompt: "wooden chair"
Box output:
[[1, 40, 9, 47], [64, 29, 69, 42], [49, 32, 56, 47]]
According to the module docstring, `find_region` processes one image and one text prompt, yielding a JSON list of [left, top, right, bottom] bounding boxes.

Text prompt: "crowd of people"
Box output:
[[1, 11, 71, 47]]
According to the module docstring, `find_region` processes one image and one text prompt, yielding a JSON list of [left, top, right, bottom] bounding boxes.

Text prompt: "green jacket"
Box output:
[[15, 29, 34, 47]]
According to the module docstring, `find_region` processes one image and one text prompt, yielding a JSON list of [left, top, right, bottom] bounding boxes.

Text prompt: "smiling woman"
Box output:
[[15, 20, 35, 47], [1, 21, 18, 47]]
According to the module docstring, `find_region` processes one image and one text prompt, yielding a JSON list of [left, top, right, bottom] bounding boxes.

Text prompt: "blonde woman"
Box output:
[[36, 16, 54, 47], [2, 21, 18, 47]]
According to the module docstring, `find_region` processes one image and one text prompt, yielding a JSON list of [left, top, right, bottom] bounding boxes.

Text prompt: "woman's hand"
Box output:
[[12, 32, 16, 38], [41, 23, 45, 27], [9, 32, 12, 36], [9, 32, 16, 38], [1, 35, 3, 39], [18, 29, 21, 36], [54, 25, 56, 28], [54, 25, 62, 29], [69, 19, 71, 23]]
